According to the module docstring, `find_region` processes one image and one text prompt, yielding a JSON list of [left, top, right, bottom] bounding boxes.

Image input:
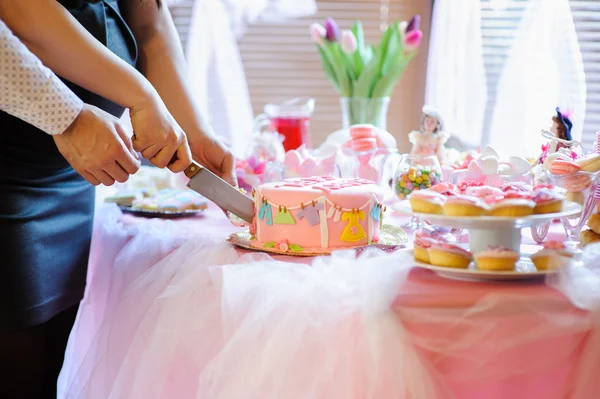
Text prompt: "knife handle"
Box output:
[[183, 161, 203, 179], [169, 154, 203, 179]]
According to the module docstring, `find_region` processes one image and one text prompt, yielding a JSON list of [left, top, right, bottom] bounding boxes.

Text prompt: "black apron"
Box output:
[[0, 0, 138, 332]]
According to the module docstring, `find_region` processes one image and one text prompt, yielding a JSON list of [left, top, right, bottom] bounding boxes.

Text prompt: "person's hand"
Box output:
[[187, 131, 237, 187], [53, 104, 141, 186], [129, 96, 192, 173]]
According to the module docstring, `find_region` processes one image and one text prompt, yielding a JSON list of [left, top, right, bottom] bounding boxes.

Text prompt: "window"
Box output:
[[170, 1, 432, 151], [570, 0, 600, 150], [478, 0, 600, 151]]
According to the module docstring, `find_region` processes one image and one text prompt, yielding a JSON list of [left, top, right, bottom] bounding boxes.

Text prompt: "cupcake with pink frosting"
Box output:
[[530, 241, 575, 270]]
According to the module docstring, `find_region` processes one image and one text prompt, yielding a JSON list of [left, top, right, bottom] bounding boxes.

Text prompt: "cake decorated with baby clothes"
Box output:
[[252, 176, 386, 252]]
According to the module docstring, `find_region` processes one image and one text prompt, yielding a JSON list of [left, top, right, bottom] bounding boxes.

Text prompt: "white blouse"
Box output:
[[0, 20, 83, 135]]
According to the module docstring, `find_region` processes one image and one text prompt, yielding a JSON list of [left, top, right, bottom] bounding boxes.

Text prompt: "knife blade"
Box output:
[[183, 161, 255, 223]]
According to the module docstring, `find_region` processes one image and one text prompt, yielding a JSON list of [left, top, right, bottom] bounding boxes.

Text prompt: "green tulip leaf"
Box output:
[[372, 59, 409, 98], [263, 242, 275, 248], [352, 21, 366, 76], [353, 56, 380, 98], [381, 26, 401, 76], [317, 45, 341, 92]]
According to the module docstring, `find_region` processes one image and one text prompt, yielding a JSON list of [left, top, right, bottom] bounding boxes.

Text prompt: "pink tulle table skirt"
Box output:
[[58, 203, 600, 398]]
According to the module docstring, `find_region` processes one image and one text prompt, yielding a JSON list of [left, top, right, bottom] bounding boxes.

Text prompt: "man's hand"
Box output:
[[188, 131, 237, 187], [53, 104, 141, 186], [129, 96, 192, 173]]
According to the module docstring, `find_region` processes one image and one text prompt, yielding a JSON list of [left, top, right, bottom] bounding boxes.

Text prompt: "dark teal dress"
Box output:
[[0, 0, 138, 331]]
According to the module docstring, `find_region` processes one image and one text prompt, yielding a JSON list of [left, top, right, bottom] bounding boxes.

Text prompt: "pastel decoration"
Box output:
[[480, 145, 499, 159], [370, 204, 381, 221], [333, 208, 342, 222], [497, 163, 513, 176], [340, 210, 366, 242], [326, 204, 336, 219], [284, 150, 302, 170], [464, 160, 486, 183], [283, 145, 338, 178], [274, 207, 295, 225], [296, 202, 325, 226], [479, 155, 499, 176], [258, 202, 273, 226], [508, 156, 532, 175]]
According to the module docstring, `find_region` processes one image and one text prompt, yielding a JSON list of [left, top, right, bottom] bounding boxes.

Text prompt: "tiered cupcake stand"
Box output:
[[394, 201, 582, 281]]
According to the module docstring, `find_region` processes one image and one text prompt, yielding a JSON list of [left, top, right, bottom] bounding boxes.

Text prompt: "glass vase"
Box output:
[[340, 97, 390, 129]]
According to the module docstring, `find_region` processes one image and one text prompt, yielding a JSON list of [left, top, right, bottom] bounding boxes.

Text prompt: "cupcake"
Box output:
[[408, 190, 446, 214], [443, 195, 489, 217], [413, 225, 456, 263], [428, 243, 473, 268], [487, 199, 536, 217], [413, 236, 436, 263], [530, 241, 575, 270], [532, 188, 564, 214], [474, 247, 520, 271]]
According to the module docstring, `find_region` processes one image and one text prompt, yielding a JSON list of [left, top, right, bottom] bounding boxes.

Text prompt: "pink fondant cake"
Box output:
[[253, 177, 385, 252]]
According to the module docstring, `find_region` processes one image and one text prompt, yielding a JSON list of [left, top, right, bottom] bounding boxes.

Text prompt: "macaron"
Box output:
[[350, 137, 377, 152], [575, 154, 600, 172], [549, 159, 581, 175], [562, 173, 592, 192], [349, 124, 375, 139]]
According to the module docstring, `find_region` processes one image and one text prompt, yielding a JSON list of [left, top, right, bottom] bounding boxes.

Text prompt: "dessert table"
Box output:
[[58, 202, 600, 398]]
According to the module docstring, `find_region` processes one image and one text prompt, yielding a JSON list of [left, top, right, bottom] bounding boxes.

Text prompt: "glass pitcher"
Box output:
[[253, 97, 315, 152]]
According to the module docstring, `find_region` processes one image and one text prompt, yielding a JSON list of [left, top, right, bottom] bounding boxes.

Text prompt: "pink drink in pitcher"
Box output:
[[254, 98, 315, 152]]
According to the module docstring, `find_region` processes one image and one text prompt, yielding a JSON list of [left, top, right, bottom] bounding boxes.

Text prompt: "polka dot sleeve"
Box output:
[[0, 20, 83, 135]]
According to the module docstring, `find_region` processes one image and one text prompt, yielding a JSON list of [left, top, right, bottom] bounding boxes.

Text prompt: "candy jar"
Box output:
[[393, 155, 442, 200], [393, 154, 442, 229]]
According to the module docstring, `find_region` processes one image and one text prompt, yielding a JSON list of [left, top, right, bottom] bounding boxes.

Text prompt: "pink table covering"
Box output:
[[58, 203, 600, 398]]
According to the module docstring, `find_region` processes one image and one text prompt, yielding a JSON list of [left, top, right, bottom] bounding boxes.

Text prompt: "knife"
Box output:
[[182, 160, 255, 223]]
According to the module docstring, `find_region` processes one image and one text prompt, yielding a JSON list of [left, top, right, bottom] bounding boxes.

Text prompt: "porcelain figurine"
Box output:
[[409, 105, 449, 163]]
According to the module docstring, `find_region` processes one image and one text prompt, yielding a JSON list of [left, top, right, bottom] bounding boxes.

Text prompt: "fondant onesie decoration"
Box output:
[[297, 202, 324, 226]]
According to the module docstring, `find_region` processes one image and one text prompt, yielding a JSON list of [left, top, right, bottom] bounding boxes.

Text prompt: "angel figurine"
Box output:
[[409, 105, 449, 163]]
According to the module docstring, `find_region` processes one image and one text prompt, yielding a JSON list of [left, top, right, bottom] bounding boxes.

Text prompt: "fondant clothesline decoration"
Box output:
[[256, 194, 375, 213]]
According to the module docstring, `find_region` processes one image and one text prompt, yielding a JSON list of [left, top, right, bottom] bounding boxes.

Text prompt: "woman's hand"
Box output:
[[187, 131, 237, 187], [53, 104, 141, 186], [129, 96, 192, 173]]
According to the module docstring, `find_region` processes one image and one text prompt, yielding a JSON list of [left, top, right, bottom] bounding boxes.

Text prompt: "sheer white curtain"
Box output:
[[184, 0, 317, 157], [425, 0, 487, 148], [426, 0, 586, 158], [488, 0, 586, 158]]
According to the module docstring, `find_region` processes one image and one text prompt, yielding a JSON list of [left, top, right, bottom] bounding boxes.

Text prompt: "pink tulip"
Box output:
[[340, 30, 357, 54], [310, 23, 326, 45], [404, 30, 422, 51]]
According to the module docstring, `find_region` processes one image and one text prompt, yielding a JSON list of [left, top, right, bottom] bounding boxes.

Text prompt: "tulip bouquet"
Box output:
[[310, 16, 423, 127]]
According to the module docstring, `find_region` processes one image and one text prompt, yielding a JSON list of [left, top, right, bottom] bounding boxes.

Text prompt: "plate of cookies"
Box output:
[[106, 189, 208, 218]]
